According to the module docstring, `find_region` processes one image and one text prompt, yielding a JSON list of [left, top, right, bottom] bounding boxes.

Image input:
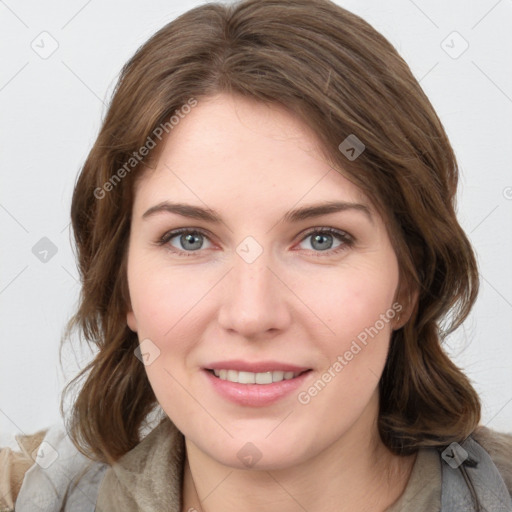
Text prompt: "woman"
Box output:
[[2, 0, 511, 510]]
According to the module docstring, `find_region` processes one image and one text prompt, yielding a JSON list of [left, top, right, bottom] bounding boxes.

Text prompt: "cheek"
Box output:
[[303, 263, 399, 400], [128, 265, 203, 416], [302, 270, 398, 410], [128, 262, 212, 403], [306, 260, 399, 339], [128, 258, 212, 338]]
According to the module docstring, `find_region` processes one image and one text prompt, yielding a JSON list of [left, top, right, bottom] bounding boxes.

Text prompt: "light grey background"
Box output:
[[1, 0, 511, 448]]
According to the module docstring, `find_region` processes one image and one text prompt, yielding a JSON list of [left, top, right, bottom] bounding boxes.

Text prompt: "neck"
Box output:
[[181, 396, 416, 512]]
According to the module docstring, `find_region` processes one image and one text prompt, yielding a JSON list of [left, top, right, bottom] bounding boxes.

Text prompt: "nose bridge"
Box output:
[[217, 242, 290, 336]]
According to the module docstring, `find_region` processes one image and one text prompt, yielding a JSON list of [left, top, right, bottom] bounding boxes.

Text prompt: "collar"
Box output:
[[96, 417, 185, 512]]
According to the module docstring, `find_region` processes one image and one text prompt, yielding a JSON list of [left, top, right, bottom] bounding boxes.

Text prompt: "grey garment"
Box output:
[[440, 435, 512, 512], [386, 435, 512, 512], [15, 425, 107, 512]]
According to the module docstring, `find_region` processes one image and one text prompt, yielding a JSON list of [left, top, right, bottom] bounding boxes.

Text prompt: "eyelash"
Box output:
[[155, 227, 354, 258]]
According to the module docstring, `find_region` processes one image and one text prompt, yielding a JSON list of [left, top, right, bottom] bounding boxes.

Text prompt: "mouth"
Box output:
[[205, 368, 312, 385], [202, 364, 314, 406]]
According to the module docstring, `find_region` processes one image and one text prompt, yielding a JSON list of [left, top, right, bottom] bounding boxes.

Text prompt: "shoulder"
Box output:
[[2, 425, 108, 512], [0, 429, 47, 511], [13, 425, 107, 511], [471, 425, 512, 494]]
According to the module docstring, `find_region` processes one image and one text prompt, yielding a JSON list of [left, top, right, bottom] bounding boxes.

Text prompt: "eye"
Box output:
[[158, 228, 213, 256], [156, 226, 354, 257], [296, 227, 353, 256]]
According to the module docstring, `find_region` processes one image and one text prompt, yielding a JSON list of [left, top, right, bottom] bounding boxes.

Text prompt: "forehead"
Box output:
[[132, 93, 370, 215]]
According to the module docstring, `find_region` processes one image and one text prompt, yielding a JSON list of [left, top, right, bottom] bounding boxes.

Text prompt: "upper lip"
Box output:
[[204, 360, 311, 373]]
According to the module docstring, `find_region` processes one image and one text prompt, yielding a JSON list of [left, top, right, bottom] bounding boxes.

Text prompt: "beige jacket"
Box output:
[[0, 430, 46, 511]]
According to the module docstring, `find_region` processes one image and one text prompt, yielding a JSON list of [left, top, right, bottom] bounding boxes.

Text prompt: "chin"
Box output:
[[192, 428, 316, 471]]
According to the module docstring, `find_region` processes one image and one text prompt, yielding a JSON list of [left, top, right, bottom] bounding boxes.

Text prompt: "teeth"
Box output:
[[212, 369, 301, 384]]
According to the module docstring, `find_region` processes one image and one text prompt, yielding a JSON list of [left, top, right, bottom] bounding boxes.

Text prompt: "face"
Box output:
[[126, 93, 403, 470]]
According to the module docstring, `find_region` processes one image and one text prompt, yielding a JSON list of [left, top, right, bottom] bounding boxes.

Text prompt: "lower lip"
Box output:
[[203, 369, 312, 407]]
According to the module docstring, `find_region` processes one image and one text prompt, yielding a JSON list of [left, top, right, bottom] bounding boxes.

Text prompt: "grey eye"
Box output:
[[169, 231, 211, 251]]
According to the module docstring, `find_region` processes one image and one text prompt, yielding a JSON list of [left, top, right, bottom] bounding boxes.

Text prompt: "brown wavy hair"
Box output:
[[61, 0, 480, 465]]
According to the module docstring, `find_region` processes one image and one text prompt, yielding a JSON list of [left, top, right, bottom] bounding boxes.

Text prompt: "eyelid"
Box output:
[[293, 226, 354, 255], [299, 226, 353, 242], [157, 227, 216, 252], [156, 226, 354, 256]]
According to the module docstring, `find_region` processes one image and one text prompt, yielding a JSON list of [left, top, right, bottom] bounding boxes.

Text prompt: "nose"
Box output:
[[217, 250, 292, 339]]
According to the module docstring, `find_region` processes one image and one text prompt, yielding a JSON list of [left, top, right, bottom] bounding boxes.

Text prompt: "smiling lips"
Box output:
[[211, 369, 306, 384], [205, 360, 312, 385], [204, 362, 313, 407]]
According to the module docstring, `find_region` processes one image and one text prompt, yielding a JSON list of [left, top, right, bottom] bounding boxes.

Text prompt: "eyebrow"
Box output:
[[142, 200, 373, 224]]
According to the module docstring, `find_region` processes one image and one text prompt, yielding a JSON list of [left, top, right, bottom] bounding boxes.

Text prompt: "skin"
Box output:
[[126, 93, 416, 512]]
